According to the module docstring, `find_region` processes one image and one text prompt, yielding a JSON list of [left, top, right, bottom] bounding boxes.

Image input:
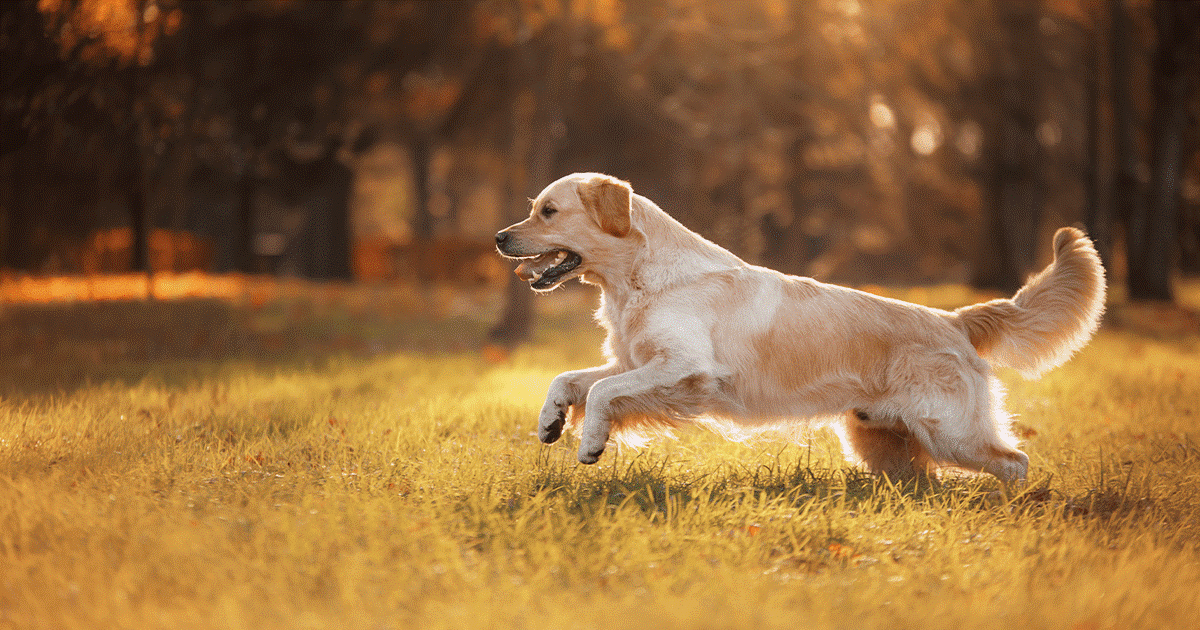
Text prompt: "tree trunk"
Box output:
[[322, 151, 354, 281], [126, 156, 149, 274], [493, 247, 535, 345], [488, 86, 540, 347], [124, 101, 150, 279], [488, 16, 574, 347], [1109, 0, 1146, 290], [410, 136, 434, 242], [234, 164, 257, 274], [126, 1, 151, 282], [971, 1, 1044, 293], [233, 25, 268, 276], [1126, 1, 1200, 301], [300, 145, 354, 281], [1, 152, 25, 269], [1084, 9, 1114, 270]]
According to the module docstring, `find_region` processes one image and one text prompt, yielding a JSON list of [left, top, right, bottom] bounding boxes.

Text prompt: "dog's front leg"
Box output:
[[577, 361, 703, 464], [539, 363, 621, 444]]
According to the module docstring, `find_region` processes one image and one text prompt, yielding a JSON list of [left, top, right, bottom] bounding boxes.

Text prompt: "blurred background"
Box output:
[[1, 0, 1198, 346]]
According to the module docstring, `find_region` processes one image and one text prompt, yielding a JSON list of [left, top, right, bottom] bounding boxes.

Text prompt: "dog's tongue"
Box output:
[[515, 251, 565, 282]]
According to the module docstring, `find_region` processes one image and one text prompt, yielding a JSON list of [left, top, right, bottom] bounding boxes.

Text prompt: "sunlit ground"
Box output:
[[1, 276, 1198, 629]]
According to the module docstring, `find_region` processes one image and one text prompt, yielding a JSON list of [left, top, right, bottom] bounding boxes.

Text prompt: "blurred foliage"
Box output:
[[0, 0, 1197, 291]]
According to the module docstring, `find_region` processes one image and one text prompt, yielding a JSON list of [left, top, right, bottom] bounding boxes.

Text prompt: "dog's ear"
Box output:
[[577, 175, 632, 237]]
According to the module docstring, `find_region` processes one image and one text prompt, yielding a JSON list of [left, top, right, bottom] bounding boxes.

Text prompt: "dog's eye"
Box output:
[[541, 206, 557, 219]]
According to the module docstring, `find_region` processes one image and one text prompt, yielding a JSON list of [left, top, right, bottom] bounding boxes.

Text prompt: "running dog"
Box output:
[[495, 173, 1105, 481]]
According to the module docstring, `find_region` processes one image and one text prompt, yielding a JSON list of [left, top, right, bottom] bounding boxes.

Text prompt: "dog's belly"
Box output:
[[711, 368, 875, 424]]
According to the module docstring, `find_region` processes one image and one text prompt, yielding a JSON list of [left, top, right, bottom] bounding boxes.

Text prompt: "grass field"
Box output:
[[2, 279, 1199, 630]]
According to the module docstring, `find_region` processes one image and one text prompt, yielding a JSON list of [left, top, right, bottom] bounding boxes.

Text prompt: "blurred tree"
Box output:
[[1084, 0, 1115, 269], [2, 0, 379, 279], [0, 0, 58, 158], [1108, 0, 1146, 294], [3, 0, 1196, 316], [169, 1, 372, 278], [488, 0, 576, 347], [1126, 0, 1200, 301], [1, 0, 171, 274], [0, 0, 55, 269], [971, 0, 1046, 293]]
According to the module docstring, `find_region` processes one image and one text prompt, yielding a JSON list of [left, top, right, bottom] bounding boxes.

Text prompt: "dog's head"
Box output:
[[495, 172, 633, 291]]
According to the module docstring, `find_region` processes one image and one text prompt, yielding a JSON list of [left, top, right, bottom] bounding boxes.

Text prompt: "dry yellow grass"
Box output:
[[2, 281, 1199, 629]]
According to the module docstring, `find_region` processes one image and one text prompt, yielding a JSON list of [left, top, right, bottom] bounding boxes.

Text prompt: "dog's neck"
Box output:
[[584, 194, 743, 304]]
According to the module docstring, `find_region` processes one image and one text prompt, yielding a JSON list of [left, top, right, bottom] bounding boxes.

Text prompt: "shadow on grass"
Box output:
[[521, 448, 948, 512], [0, 298, 492, 399], [506, 447, 1166, 530]]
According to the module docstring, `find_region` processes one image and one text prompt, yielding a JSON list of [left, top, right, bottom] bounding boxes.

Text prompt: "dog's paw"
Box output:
[[537, 401, 567, 444], [577, 443, 604, 464], [578, 430, 607, 464]]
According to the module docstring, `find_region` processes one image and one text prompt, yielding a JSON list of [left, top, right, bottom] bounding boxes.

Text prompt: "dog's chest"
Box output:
[[597, 291, 659, 369]]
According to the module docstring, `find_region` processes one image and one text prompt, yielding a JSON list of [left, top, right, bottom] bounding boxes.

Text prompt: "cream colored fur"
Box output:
[[496, 173, 1106, 481]]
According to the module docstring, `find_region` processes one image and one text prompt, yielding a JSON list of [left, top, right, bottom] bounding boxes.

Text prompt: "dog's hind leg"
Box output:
[[878, 351, 1029, 482], [895, 373, 1029, 482], [841, 411, 935, 480], [908, 419, 1029, 482]]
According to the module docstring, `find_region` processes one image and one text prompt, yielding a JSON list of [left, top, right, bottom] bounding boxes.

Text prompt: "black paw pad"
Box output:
[[579, 446, 604, 464], [539, 419, 563, 444]]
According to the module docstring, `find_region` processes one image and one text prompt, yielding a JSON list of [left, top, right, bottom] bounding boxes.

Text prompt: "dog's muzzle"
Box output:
[[495, 232, 582, 291]]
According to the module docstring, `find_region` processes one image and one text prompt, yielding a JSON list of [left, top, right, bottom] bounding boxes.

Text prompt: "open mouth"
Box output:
[[513, 249, 582, 290]]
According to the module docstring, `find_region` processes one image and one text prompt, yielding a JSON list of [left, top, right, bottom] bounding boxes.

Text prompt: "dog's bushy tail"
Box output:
[[954, 227, 1106, 378]]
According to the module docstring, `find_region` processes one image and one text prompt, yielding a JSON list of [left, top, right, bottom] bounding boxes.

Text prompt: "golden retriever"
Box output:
[[495, 173, 1105, 481]]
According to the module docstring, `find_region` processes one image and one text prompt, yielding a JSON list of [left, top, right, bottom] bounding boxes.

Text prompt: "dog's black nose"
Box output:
[[495, 231, 510, 246]]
